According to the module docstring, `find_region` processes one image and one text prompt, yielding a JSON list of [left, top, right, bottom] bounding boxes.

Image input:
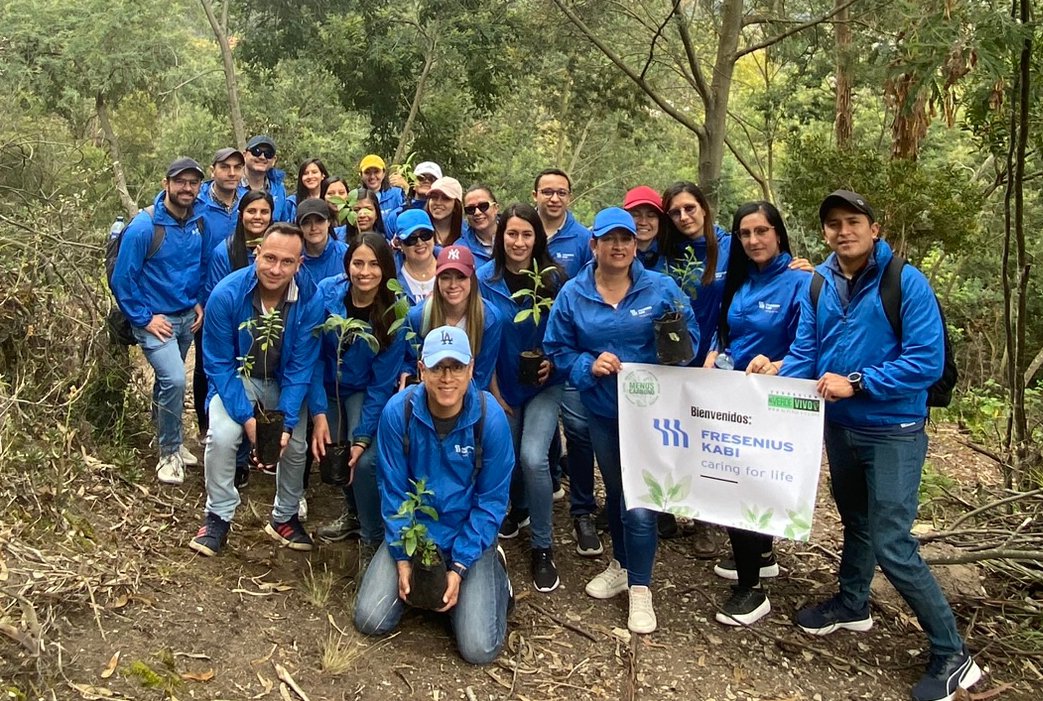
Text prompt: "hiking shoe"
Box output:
[[189, 512, 230, 557], [234, 462, 250, 489], [714, 551, 780, 580], [265, 514, 314, 551], [628, 586, 657, 634], [156, 453, 185, 485], [532, 548, 560, 593], [585, 559, 628, 599], [690, 521, 723, 559], [551, 477, 565, 501], [298, 496, 308, 523], [573, 514, 604, 557], [716, 586, 771, 626], [911, 646, 982, 701], [498, 510, 530, 540], [795, 594, 873, 635], [178, 445, 199, 467], [657, 512, 680, 538], [594, 508, 609, 533], [317, 510, 361, 542]]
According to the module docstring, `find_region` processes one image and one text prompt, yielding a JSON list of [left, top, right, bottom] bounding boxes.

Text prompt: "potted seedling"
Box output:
[[391, 478, 446, 610], [387, 279, 422, 388], [654, 298, 695, 366], [668, 246, 704, 300], [237, 307, 286, 466], [313, 314, 379, 486], [510, 260, 555, 386]]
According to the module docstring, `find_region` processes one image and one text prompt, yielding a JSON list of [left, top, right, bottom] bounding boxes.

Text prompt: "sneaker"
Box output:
[[531, 548, 560, 593], [795, 594, 873, 635], [715, 586, 771, 626], [234, 462, 250, 489], [317, 511, 361, 542], [498, 510, 530, 540], [497, 545, 515, 613], [298, 496, 308, 523], [714, 551, 780, 580], [551, 478, 565, 501], [156, 453, 185, 485], [573, 515, 604, 557], [628, 586, 657, 634], [657, 512, 680, 539], [585, 559, 628, 599], [189, 512, 230, 557], [264, 514, 314, 551], [911, 646, 982, 701], [178, 445, 199, 467], [594, 508, 609, 533]]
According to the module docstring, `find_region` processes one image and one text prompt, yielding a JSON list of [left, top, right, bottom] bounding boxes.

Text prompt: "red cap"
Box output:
[[623, 185, 663, 213], [436, 245, 476, 277]]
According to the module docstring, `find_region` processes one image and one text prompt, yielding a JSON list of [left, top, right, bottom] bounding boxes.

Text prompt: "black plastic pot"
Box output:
[[654, 311, 695, 365], [319, 443, 351, 485], [517, 350, 545, 386], [254, 408, 285, 467], [407, 553, 447, 610]]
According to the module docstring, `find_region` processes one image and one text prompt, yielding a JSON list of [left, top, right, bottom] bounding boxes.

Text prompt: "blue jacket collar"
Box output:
[[749, 252, 793, 280]]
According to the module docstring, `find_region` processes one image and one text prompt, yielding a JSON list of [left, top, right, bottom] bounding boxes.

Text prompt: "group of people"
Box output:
[[107, 136, 980, 701]]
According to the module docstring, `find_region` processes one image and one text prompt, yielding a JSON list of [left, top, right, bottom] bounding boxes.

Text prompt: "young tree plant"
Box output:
[[392, 478, 440, 567], [668, 247, 705, 299], [237, 307, 284, 419]]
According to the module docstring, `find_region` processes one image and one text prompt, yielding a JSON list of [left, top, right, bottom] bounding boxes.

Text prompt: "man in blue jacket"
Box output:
[[355, 325, 514, 665], [778, 191, 980, 701], [241, 135, 290, 222], [111, 157, 207, 485], [190, 223, 323, 557]]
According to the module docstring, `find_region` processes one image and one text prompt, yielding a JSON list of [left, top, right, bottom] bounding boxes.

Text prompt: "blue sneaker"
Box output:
[[911, 647, 982, 701], [795, 594, 873, 635], [189, 512, 230, 557], [265, 514, 314, 551]]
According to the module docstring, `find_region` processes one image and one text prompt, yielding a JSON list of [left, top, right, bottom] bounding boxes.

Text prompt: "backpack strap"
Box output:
[[402, 386, 417, 458], [142, 204, 165, 260], [879, 255, 906, 340], [810, 271, 825, 309]]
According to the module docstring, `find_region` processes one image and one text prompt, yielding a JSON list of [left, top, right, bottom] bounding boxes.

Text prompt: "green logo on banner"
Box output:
[[623, 370, 660, 407], [768, 393, 819, 412]]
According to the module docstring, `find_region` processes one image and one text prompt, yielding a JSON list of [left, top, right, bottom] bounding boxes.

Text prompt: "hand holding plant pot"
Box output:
[[510, 260, 556, 386], [654, 298, 696, 366], [392, 478, 448, 610]]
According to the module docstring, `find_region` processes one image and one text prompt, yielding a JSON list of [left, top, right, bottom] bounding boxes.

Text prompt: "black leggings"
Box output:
[[193, 329, 208, 435], [727, 527, 774, 589]]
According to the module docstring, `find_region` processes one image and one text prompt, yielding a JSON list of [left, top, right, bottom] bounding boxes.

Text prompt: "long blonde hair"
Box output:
[[423, 271, 485, 356]]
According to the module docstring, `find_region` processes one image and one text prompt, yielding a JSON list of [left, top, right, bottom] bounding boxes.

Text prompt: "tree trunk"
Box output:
[[393, 32, 438, 165], [95, 94, 137, 218], [833, 0, 853, 148], [700, 0, 744, 204], [200, 0, 246, 148]]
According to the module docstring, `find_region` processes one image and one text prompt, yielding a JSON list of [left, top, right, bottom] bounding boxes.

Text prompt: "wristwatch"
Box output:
[[450, 562, 468, 579], [847, 371, 864, 395]]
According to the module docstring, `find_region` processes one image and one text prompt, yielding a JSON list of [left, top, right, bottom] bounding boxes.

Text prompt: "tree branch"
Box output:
[[735, 0, 864, 59], [724, 136, 769, 199], [639, 0, 680, 81], [671, 1, 711, 106]]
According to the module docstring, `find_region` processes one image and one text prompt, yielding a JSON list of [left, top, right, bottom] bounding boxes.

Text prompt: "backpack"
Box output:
[[104, 205, 164, 346], [402, 386, 486, 480], [809, 255, 957, 408]]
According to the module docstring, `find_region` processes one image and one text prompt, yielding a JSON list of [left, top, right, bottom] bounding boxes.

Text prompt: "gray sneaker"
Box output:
[[316, 510, 361, 542]]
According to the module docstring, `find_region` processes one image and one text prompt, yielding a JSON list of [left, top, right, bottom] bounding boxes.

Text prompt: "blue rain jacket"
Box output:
[[237, 169, 290, 222], [301, 237, 349, 285], [547, 211, 592, 279]]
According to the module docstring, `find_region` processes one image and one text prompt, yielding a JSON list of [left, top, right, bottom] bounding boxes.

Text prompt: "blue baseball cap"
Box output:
[[591, 206, 638, 238], [397, 209, 435, 240], [421, 325, 472, 367]]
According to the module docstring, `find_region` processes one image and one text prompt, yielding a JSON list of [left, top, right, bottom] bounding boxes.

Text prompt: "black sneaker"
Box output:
[[189, 512, 230, 557], [911, 646, 982, 701], [531, 548, 560, 593], [714, 551, 780, 580], [594, 508, 609, 533], [234, 462, 250, 489], [264, 514, 314, 551], [715, 586, 771, 626], [657, 512, 680, 538], [498, 510, 530, 539], [573, 514, 604, 557], [795, 594, 873, 635]]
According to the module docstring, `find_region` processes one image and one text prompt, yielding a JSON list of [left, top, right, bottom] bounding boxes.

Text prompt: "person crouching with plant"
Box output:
[[355, 325, 515, 665]]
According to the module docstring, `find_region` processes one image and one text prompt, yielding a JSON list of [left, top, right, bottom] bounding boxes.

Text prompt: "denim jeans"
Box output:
[[354, 542, 510, 665], [824, 422, 963, 656], [505, 384, 565, 549], [204, 378, 308, 523], [587, 414, 658, 586], [325, 391, 382, 544], [560, 386, 596, 516], [132, 310, 195, 455]]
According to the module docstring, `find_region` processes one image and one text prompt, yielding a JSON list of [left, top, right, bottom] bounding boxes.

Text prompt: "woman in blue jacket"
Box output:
[[204, 191, 273, 305], [477, 203, 566, 593], [285, 158, 329, 222], [311, 234, 407, 546], [394, 209, 439, 304], [702, 201, 809, 627], [544, 207, 698, 635]]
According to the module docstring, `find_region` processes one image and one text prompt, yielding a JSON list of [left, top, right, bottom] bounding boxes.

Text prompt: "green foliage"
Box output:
[[741, 504, 775, 532], [640, 470, 694, 517], [666, 248, 705, 299], [391, 478, 441, 567], [386, 278, 421, 356], [237, 308, 284, 409], [328, 189, 360, 228], [510, 260, 556, 330], [125, 659, 181, 693]]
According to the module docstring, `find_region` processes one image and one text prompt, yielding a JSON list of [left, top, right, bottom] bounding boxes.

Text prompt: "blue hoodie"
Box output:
[[238, 169, 290, 222], [544, 259, 699, 419], [203, 266, 322, 431], [377, 383, 513, 569], [780, 239, 943, 428], [459, 224, 495, 268], [400, 298, 504, 390], [476, 261, 566, 407], [301, 236, 349, 285], [111, 192, 205, 327], [203, 238, 254, 305], [547, 211, 593, 279], [664, 226, 732, 364], [308, 275, 407, 444], [197, 180, 240, 249]]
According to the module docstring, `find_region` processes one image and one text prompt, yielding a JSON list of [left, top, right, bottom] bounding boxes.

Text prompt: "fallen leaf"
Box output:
[[100, 651, 120, 679], [180, 669, 215, 682], [108, 595, 129, 610]]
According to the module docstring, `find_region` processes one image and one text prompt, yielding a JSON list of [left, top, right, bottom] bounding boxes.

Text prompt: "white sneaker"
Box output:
[[628, 585, 657, 634], [585, 559, 628, 599], [298, 496, 308, 522], [156, 453, 185, 485], [178, 445, 199, 467]]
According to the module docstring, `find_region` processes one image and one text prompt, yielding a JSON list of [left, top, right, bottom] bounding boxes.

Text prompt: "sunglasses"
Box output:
[[464, 201, 493, 216], [247, 146, 275, 159], [401, 230, 435, 246]]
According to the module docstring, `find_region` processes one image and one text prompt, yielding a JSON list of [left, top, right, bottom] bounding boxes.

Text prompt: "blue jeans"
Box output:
[[325, 391, 382, 544], [561, 386, 596, 516], [203, 378, 308, 523], [354, 542, 511, 665], [588, 414, 658, 586], [505, 384, 565, 549], [132, 310, 195, 455], [824, 422, 963, 656]]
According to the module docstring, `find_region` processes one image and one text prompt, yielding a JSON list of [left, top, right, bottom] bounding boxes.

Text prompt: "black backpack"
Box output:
[[402, 386, 486, 479], [104, 205, 165, 346], [809, 255, 957, 408]]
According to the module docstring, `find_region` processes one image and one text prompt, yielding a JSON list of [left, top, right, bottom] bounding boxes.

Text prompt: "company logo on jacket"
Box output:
[[630, 306, 653, 317], [758, 301, 781, 313], [455, 444, 475, 457]]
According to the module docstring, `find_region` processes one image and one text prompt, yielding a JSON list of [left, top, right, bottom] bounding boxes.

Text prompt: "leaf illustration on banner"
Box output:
[[667, 475, 692, 502], [741, 504, 773, 531], [641, 470, 665, 508], [783, 509, 813, 540]]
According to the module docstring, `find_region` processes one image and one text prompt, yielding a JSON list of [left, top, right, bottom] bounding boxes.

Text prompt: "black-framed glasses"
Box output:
[[667, 204, 700, 220], [247, 146, 275, 159], [538, 188, 570, 199], [401, 230, 435, 246], [464, 201, 493, 216], [424, 362, 469, 378]]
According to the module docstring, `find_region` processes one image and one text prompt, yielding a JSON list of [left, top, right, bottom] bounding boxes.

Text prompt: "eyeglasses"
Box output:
[[538, 188, 570, 200], [247, 146, 275, 159], [464, 201, 493, 216], [171, 177, 202, 188], [667, 204, 700, 220], [401, 230, 435, 246], [737, 225, 775, 240], [424, 362, 469, 377]]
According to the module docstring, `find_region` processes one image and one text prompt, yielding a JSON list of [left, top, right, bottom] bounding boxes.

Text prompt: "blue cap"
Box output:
[[591, 206, 637, 238], [397, 209, 435, 239], [421, 325, 472, 367]]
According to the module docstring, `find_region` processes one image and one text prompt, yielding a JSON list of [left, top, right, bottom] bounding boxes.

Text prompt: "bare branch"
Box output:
[[639, 0, 681, 81], [671, 2, 711, 106], [735, 0, 864, 60], [724, 137, 769, 199]]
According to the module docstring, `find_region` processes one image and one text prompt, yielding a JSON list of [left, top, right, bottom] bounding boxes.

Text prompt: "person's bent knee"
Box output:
[[457, 632, 504, 665], [354, 602, 399, 637]]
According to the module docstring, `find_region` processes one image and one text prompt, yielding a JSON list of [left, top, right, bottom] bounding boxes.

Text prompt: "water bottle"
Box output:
[[109, 216, 125, 240], [714, 349, 735, 371]]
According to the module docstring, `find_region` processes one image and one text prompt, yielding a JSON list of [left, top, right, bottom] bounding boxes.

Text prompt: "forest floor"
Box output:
[[2, 417, 1040, 701]]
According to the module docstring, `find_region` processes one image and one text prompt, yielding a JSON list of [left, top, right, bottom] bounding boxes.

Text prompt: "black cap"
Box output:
[[246, 135, 276, 151], [819, 190, 875, 224], [212, 147, 244, 164], [166, 157, 205, 179], [295, 197, 331, 223]]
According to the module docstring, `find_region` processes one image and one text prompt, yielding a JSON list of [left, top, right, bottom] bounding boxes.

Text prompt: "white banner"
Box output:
[[617, 364, 825, 540]]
